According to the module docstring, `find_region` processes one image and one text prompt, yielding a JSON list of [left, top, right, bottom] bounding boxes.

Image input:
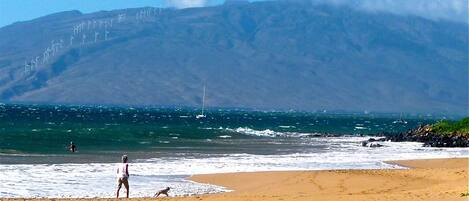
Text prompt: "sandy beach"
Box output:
[[3, 158, 468, 201]]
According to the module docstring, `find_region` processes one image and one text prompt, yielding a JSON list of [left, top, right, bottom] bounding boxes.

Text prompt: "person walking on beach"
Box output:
[[116, 155, 130, 198]]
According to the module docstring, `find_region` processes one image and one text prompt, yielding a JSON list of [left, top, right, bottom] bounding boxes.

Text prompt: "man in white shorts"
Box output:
[[116, 155, 130, 198]]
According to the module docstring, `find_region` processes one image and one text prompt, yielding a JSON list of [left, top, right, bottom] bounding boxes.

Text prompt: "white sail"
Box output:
[[393, 112, 407, 124], [196, 85, 206, 119]]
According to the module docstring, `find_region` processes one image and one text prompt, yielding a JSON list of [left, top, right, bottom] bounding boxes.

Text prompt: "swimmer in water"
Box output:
[[69, 141, 76, 153]]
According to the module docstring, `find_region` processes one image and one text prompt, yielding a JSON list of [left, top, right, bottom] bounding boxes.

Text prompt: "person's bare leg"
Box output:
[[126, 186, 129, 198], [124, 180, 129, 198], [116, 186, 121, 198]]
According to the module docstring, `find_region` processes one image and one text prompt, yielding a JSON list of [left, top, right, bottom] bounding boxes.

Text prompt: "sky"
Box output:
[[0, 0, 467, 28]]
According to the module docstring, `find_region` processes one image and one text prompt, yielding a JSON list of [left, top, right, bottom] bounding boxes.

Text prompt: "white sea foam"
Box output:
[[227, 127, 280, 137], [226, 127, 320, 138], [0, 163, 229, 198], [1, 137, 468, 198], [354, 126, 368, 130]]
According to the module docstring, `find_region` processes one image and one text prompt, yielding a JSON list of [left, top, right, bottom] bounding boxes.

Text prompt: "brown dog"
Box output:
[[154, 187, 170, 198]]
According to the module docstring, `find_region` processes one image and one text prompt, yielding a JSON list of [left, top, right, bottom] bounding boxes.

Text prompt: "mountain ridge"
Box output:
[[0, 1, 467, 115]]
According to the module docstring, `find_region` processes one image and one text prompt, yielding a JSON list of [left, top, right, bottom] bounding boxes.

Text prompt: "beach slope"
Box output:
[[4, 158, 468, 201]]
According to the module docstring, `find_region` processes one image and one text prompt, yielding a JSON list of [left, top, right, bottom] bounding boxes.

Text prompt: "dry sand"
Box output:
[[4, 158, 468, 201]]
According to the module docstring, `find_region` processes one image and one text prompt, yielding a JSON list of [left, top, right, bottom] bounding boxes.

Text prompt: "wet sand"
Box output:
[[4, 158, 468, 201]]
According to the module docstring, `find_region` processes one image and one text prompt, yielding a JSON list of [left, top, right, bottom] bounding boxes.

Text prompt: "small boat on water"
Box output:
[[196, 85, 206, 119], [393, 113, 408, 124]]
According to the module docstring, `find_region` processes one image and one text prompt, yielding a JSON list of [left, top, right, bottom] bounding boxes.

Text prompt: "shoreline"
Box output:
[[3, 157, 468, 201]]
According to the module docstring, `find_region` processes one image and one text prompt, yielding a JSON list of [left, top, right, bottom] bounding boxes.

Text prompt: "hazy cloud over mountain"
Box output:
[[313, 0, 468, 23], [167, 0, 467, 23]]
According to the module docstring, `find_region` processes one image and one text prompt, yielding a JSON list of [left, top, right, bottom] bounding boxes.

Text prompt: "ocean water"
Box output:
[[0, 104, 467, 198]]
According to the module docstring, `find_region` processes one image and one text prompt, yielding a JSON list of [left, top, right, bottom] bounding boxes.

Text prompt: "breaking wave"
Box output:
[[225, 127, 322, 138]]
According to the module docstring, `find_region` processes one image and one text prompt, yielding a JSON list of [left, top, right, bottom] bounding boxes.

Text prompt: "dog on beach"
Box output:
[[154, 187, 170, 198]]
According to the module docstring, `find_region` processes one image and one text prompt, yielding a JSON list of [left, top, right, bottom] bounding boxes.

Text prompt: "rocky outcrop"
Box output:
[[385, 125, 469, 147], [361, 137, 386, 147]]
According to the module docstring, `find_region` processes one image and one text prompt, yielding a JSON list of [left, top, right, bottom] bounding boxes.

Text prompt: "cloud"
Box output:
[[165, 0, 467, 23], [167, 0, 209, 9], [312, 0, 468, 23]]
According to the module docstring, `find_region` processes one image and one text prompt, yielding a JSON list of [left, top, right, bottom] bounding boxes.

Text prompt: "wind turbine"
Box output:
[[42, 48, 50, 64], [154, 8, 161, 16], [30, 58, 36, 71], [50, 40, 56, 56], [106, 19, 113, 29], [24, 60, 30, 74], [117, 14, 126, 23], [59, 39, 64, 48], [79, 22, 85, 32], [35, 56, 40, 68], [104, 30, 110, 40], [70, 35, 74, 46], [75, 24, 81, 34], [73, 26, 78, 35]]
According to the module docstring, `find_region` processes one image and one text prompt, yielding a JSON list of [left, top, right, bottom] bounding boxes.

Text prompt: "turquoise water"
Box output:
[[0, 103, 434, 155], [2, 104, 467, 198]]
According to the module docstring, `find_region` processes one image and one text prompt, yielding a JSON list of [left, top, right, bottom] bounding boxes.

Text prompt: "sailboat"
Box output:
[[196, 85, 206, 119], [393, 112, 408, 124]]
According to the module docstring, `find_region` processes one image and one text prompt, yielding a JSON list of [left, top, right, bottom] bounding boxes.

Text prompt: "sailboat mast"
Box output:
[[201, 85, 206, 115]]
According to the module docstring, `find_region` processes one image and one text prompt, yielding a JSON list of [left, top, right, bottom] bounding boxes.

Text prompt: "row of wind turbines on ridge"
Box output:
[[23, 7, 163, 75]]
